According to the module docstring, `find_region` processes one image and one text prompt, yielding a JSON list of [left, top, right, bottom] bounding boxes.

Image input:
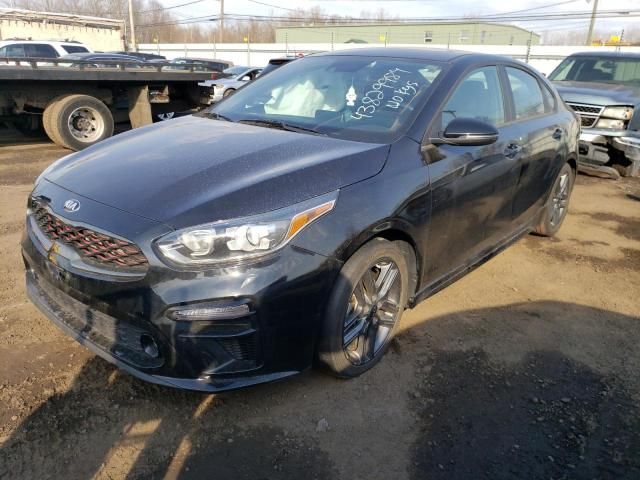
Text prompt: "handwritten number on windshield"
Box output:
[[351, 68, 419, 120]]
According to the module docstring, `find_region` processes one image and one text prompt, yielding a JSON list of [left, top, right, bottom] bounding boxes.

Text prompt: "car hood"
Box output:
[[44, 115, 390, 229], [552, 80, 640, 106]]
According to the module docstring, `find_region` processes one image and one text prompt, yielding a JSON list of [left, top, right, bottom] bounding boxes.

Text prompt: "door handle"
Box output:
[[552, 128, 563, 140], [504, 143, 523, 159]]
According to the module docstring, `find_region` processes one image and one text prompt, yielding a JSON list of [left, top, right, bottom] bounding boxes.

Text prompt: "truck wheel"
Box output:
[[47, 94, 114, 151], [43, 96, 68, 146], [317, 238, 412, 378], [534, 162, 575, 237]]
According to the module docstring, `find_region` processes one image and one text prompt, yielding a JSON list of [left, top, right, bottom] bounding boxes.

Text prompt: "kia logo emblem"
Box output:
[[63, 199, 81, 213]]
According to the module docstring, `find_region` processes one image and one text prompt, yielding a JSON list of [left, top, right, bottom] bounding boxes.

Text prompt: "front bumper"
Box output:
[[209, 91, 225, 103], [22, 187, 341, 392], [577, 130, 640, 176]]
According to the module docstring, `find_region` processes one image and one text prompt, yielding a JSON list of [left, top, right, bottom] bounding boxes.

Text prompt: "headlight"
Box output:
[[602, 106, 634, 120], [596, 118, 626, 129], [155, 191, 337, 267]]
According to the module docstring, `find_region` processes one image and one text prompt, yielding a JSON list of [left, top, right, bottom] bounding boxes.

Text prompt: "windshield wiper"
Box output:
[[237, 119, 326, 136], [207, 111, 234, 122]]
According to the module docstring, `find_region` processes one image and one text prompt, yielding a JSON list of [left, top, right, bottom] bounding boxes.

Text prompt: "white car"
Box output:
[[0, 39, 92, 59], [199, 66, 263, 103]]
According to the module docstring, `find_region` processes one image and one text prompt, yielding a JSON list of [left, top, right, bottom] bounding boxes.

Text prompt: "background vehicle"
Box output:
[[200, 66, 262, 103], [549, 52, 640, 178], [0, 39, 91, 58], [0, 59, 215, 149], [60, 52, 147, 68], [22, 49, 579, 392], [259, 56, 297, 77], [109, 51, 166, 61], [168, 57, 233, 73]]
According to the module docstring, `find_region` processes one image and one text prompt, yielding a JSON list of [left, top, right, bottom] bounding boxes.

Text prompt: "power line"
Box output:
[[138, 0, 210, 14], [135, 9, 640, 29], [246, 0, 300, 12], [496, 0, 581, 16]]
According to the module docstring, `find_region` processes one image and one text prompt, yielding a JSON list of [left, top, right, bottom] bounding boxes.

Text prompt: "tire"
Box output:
[[613, 162, 634, 178], [223, 88, 235, 97], [534, 162, 575, 237], [43, 95, 68, 146], [47, 94, 114, 151], [317, 238, 413, 378]]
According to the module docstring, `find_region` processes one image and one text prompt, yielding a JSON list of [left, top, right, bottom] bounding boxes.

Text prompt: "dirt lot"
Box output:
[[1, 128, 639, 480]]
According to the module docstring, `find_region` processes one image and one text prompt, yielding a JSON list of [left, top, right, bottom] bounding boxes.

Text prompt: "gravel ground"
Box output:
[[1, 128, 639, 480]]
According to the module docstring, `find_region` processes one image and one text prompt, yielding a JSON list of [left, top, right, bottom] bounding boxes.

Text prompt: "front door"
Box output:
[[423, 65, 521, 285]]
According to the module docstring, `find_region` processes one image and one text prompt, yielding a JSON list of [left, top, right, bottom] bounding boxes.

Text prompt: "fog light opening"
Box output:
[[140, 334, 159, 358]]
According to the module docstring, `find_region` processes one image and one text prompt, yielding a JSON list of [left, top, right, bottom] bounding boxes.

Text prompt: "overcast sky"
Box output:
[[163, 0, 638, 35]]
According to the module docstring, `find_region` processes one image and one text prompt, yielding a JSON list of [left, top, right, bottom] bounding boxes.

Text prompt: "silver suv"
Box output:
[[0, 39, 92, 58]]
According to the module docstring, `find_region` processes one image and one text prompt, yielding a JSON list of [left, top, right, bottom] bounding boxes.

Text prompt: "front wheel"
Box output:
[[317, 239, 413, 378], [534, 162, 575, 236]]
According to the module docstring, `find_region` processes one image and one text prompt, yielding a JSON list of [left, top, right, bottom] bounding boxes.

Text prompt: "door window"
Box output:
[[506, 67, 545, 120], [61, 45, 89, 54], [25, 44, 58, 58], [441, 66, 505, 130], [1, 44, 26, 57]]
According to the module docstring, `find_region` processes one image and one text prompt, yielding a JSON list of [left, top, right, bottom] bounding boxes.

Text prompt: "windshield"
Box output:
[[549, 56, 640, 86], [208, 55, 445, 143]]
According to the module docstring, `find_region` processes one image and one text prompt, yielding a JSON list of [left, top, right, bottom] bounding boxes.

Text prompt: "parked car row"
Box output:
[[199, 57, 298, 103]]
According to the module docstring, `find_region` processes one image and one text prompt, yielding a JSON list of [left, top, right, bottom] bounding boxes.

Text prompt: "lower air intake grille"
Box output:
[[218, 336, 258, 361]]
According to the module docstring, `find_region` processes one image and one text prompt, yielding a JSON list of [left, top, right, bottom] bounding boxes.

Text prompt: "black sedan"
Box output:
[[22, 48, 579, 392]]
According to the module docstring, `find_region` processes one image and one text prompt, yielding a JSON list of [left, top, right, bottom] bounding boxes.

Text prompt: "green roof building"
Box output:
[[275, 22, 540, 46]]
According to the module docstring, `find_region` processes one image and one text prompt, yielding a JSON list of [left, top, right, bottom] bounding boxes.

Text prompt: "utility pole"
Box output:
[[586, 0, 599, 46], [617, 28, 625, 51], [219, 0, 225, 44], [127, 0, 137, 51], [128, 0, 137, 51]]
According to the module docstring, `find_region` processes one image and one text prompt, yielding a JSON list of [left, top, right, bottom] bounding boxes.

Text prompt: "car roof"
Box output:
[[0, 39, 85, 46], [567, 51, 640, 60], [174, 57, 229, 62], [62, 53, 141, 61], [315, 47, 474, 62]]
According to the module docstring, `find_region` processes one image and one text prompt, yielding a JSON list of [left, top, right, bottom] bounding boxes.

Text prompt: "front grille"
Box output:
[[32, 203, 148, 270], [580, 116, 598, 128], [566, 102, 603, 129], [568, 103, 603, 115]]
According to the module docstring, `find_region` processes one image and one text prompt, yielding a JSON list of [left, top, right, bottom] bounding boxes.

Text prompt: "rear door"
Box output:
[[503, 66, 565, 227], [25, 44, 59, 58], [424, 65, 522, 283]]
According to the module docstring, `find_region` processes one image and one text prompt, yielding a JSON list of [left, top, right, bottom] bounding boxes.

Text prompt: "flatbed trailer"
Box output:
[[0, 57, 217, 150]]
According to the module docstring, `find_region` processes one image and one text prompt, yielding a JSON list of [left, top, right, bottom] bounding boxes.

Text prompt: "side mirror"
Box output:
[[241, 75, 250, 81], [432, 117, 499, 146]]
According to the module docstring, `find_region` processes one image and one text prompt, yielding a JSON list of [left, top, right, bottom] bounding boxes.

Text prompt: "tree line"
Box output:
[[2, 0, 637, 45]]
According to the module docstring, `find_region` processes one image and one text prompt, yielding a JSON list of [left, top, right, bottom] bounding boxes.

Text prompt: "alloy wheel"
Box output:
[[550, 172, 570, 227], [342, 259, 402, 366]]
